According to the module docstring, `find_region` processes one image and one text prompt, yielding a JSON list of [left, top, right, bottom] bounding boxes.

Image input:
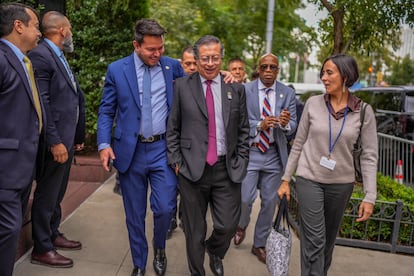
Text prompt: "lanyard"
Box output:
[[327, 99, 348, 158]]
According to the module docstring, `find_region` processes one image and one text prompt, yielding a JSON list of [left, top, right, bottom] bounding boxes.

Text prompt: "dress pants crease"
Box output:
[[295, 176, 353, 276], [119, 139, 176, 269], [179, 161, 240, 276]]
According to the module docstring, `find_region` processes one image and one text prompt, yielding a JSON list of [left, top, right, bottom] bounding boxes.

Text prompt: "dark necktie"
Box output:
[[23, 56, 43, 133], [141, 65, 153, 138], [258, 88, 272, 153], [206, 80, 218, 166], [60, 52, 76, 89]]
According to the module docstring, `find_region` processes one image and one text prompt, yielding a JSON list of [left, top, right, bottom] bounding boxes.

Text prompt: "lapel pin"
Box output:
[[165, 66, 170, 70], [280, 93, 284, 98], [227, 91, 232, 100]]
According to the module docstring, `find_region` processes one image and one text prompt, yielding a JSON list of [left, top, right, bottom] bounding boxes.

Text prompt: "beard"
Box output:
[[63, 35, 74, 53]]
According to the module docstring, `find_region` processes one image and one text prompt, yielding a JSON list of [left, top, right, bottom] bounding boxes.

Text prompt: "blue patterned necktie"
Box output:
[[141, 65, 153, 138], [258, 88, 272, 153]]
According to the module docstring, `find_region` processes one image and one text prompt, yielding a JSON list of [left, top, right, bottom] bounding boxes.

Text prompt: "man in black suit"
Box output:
[[0, 3, 42, 276], [28, 11, 85, 268], [167, 35, 250, 276]]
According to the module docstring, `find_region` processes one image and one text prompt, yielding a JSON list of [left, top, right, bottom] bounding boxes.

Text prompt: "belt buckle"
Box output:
[[145, 136, 155, 143]]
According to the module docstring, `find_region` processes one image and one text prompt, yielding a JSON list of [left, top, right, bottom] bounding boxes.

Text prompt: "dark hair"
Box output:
[[134, 19, 166, 45], [193, 35, 224, 59], [0, 3, 37, 37], [181, 46, 194, 59], [320, 54, 359, 87]]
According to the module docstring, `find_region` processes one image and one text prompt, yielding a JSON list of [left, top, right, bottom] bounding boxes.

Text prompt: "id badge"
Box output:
[[320, 156, 336, 171]]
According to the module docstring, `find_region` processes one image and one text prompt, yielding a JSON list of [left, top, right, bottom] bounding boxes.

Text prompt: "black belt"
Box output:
[[217, 155, 226, 162], [138, 133, 166, 143], [251, 142, 275, 147]]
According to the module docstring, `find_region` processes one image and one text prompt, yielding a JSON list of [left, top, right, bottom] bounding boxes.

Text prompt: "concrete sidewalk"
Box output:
[[13, 174, 413, 276]]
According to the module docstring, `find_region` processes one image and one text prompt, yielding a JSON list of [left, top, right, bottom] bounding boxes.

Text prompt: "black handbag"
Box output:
[[265, 195, 291, 276], [353, 102, 367, 183]]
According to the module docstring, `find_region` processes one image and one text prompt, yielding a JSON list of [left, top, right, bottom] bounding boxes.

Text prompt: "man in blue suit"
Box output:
[[28, 11, 85, 268], [233, 54, 297, 264], [0, 3, 42, 276], [97, 19, 184, 276]]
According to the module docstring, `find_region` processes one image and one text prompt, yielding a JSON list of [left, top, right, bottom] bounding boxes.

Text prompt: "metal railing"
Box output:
[[287, 180, 414, 254], [378, 133, 414, 187]]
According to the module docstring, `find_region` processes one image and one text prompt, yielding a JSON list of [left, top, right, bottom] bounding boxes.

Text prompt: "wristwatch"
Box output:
[[256, 121, 263, 132]]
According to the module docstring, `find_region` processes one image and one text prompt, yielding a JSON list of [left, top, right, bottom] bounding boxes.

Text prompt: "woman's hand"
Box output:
[[356, 201, 374, 222], [277, 180, 291, 201]]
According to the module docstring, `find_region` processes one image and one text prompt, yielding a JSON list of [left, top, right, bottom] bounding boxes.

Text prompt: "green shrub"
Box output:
[[339, 173, 414, 246]]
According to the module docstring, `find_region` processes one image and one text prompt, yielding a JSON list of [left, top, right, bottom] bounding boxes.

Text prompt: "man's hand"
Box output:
[[279, 108, 290, 128], [99, 147, 116, 172], [221, 70, 237, 83], [261, 116, 279, 130], [51, 143, 68, 164], [74, 143, 84, 152]]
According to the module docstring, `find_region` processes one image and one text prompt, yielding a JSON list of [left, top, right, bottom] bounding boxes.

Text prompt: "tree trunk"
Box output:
[[331, 8, 345, 54]]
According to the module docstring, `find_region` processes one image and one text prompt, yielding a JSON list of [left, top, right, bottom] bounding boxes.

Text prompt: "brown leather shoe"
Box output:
[[53, 235, 82, 250], [251, 246, 266, 264], [31, 250, 73, 268], [233, 226, 246, 246]]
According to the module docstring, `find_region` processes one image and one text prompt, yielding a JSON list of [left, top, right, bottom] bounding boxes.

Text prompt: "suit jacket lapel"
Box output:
[[274, 81, 285, 116], [43, 42, 77, 94], [123, 54, 140, 109], [160, 57, 173, 110], [221, 77, 231, 128], [252, 80, 261, 119], [0, 43, 34, 105], [189, 73, 208, 118]]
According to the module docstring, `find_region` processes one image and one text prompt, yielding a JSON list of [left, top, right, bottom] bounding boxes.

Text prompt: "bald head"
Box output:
[[42, 11, 69, 35], [41, 11, 73, 52]]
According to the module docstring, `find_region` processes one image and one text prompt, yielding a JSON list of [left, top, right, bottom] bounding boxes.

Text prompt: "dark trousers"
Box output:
[[0, 185, 31, 276], [32, 149, 74, 253], [179, 160, 241, 276], [296, 176, 353, 276]]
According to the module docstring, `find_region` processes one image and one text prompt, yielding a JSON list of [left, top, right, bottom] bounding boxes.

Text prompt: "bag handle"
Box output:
[[273, 195, 289, 230], [355, 102, 367, 148]]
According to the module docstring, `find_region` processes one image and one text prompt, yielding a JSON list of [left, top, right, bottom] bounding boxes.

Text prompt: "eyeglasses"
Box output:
[[260, 64, 279, 72], [199, 56, 221, 64]]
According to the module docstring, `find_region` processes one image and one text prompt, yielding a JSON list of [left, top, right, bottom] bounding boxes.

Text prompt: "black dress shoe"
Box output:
[[207, 250, 223, 276], [153, 248, 167, 275], [113, 183, 122, 195], [131, 267, 145, 276], [166, 218, 177, 239]]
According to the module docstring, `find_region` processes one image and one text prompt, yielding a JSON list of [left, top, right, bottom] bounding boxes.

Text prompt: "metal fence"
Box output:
[[286, 134, 414, 254], [287, 180, 414, 254], [378, 133, 414, 187]]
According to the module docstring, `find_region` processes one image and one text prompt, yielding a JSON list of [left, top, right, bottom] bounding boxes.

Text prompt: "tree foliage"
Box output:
[[150, 0, 316, 77], [310, 0, 414, 56], [387, 55, 414, 85], [66, 0, 149, 148]]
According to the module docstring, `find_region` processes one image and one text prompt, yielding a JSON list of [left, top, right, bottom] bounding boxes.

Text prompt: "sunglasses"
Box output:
[[260, 64, 279, 72]]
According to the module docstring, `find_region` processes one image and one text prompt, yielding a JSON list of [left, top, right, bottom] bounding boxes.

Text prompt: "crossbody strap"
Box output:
[[356, 102, 367, 146]]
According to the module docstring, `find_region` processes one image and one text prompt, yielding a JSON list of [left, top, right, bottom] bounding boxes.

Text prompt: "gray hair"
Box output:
[[193, 35, 224, 59]]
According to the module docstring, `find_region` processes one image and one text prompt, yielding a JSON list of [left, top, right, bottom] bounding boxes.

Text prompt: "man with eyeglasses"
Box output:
[[97, 19, 184, 276], [167, 35, 249, 276], [232, 53, 297, 264]]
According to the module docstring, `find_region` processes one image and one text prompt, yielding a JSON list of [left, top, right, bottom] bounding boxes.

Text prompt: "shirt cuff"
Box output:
[[98, 143, 111, 151]]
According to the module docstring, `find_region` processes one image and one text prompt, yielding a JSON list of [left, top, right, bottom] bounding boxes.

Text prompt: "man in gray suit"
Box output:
[[233, 53, 297, 264], [167, 35, 249, 276]]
